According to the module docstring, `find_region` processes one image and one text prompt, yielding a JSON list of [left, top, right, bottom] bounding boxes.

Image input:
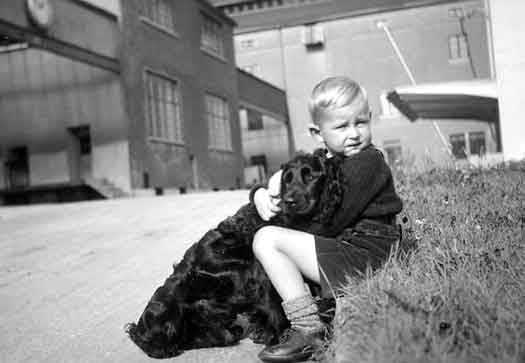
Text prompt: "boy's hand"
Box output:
[[254, 170, 282, 221], [267, 170, 282, 198]]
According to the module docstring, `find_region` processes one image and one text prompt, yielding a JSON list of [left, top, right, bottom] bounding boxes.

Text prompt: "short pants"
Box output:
[[315, 219, 401, 298]]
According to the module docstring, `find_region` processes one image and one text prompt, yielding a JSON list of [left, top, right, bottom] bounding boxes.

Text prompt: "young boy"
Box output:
[[251, 76, 403, 362]]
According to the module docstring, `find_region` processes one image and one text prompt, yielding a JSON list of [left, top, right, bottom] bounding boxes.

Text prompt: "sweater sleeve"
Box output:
[[328, 147, 391, 235], [248, 182, 267, 204]]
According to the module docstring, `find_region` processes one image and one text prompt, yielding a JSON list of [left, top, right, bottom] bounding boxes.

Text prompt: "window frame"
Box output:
[[379, 92, 401, 119], [140, 0, 178, 37], [200, 12, 226, 60], [144, 69, 185, 145], [468, 131, 486, 156], [383, 139, 403, 166], [449, 133, 468, 159], [448, 34, 469, 63], [247, 108, 264, 131], [449, 131, 487, 159], [205, 92, 233, 152]]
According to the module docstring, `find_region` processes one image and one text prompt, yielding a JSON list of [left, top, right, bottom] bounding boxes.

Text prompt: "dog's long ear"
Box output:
[[312, 158, 344, 224], [312, 148, 328, 159]]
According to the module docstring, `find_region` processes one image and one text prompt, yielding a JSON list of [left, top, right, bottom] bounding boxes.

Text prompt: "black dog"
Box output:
[[126, 150, 344, 358]]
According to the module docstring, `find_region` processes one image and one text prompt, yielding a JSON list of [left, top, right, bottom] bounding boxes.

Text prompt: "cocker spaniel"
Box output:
[[126, 149, 344, 358]]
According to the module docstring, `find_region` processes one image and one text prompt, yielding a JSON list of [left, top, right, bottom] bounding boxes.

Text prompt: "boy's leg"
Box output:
[[252, 226, 325, 362], [252, 226, 320, 301]]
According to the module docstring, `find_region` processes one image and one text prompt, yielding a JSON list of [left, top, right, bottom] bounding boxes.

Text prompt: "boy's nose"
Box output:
[[346, 126, 359, 138]]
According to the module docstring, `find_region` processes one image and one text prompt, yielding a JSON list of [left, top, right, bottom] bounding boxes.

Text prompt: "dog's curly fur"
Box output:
[[126, 150, 344, 358]]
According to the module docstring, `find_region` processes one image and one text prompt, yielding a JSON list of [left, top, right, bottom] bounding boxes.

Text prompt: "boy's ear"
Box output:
[[308, 123, 323, 143]]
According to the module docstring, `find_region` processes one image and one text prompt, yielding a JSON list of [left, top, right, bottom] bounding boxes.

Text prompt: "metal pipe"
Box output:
[[377, 20, 453, 158], [376, 21, 416, 85]]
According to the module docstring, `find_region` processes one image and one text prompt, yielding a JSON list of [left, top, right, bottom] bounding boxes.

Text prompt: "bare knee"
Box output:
[[252, 226, 280, 259]]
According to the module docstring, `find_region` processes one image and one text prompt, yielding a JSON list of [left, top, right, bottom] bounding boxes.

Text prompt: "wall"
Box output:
[[120, 0, 243, 190], [490, 0, 525, 160], [374, 119, 498, 170]]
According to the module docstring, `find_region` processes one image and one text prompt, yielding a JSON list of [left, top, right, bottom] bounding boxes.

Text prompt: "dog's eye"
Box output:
[[283, 170, 294, 184], [301, 167, 313, 182]]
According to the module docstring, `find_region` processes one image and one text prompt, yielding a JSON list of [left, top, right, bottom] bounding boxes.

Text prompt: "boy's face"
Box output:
[[311, 97, 372, 157]]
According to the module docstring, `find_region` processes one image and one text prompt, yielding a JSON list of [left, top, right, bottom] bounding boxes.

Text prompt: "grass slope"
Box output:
[[325, 163, 524, 363]]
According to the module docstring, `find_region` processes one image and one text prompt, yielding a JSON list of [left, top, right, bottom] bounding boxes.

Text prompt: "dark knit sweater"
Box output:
[[250, 145, 403, 238], [323, 145, 403, 236]]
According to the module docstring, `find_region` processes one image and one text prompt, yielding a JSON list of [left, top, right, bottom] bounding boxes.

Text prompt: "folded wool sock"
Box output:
[[281, 293, 325, 334]]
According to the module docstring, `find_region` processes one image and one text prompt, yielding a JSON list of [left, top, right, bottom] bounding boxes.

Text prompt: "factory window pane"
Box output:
[[468, 131, 486, 156], [206, 93, 232, 151], [449, 34, 468, 60], [145, 71, 183, 143], [449, 133, 467, 159], [201, 14, 224, 57], [247, 109, 263, 130], [143, 0, 175, 31]]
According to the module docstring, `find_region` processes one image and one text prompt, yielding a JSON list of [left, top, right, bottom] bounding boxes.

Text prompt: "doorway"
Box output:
[[67, 126, 92, 184], [6, 146, 29, 189]]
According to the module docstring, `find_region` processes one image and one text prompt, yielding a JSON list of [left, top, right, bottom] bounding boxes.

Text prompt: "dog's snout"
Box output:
[[284, 197, 297, 206]]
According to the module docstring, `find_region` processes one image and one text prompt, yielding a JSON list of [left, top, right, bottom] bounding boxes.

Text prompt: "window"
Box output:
[[449, 34, 468, 61], [250, 154, 268, 174], [206, 93, 232, 151], [383, 139, 403, 166], [448, 7, 465, 18], [468, 131, 486, 156], [145, 71, 184, 143], [247, 109, 264, 130], [449, 132, 486, 158], [379, 92, 400, 118], [240, 38, 256, 49], [302, 24, 324, 49], [143, 0, 175, 31], [201, 14, 224, 57], [449, 133, 467, 159]]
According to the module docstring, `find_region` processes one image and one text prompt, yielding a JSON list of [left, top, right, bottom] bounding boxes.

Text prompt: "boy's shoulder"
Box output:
[[343, 145, 385, 165], [338, 145, 390, 179]]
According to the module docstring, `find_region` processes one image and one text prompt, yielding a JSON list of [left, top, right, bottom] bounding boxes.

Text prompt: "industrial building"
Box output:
[[0, 0, 289, 204]]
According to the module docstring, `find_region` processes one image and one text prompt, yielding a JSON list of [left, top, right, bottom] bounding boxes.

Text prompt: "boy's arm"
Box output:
[[248, 170, 282, 203], [249, 170, 282, 221]]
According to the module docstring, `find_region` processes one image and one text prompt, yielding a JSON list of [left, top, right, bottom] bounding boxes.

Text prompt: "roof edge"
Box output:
[[236, 67, 286, 95], [228, 0, 466, 34], [199, 0, 237, 27]]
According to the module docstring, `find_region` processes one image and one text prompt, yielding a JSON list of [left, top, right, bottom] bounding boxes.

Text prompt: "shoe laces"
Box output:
[[278, 328, 297, 344]]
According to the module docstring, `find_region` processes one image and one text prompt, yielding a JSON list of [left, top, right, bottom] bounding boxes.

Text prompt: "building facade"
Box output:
[[120, 0, 243, 191], [213, 0, 496, 170], [0, 0, 289, 204]]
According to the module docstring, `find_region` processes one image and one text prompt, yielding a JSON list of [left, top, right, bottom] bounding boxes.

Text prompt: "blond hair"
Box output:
[[308, 76, 368, 124]]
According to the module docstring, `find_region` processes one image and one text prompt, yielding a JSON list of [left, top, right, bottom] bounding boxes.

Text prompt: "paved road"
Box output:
[[0, 191, 266, 362]]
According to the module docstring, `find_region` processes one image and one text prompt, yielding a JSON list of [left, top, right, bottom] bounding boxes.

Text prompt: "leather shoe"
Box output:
[[258, 328, 322, 362]]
